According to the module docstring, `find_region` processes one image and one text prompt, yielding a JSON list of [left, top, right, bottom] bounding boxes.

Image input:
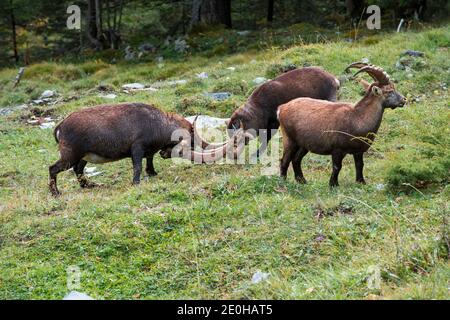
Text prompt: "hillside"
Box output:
[[0, 26, 449, 299]]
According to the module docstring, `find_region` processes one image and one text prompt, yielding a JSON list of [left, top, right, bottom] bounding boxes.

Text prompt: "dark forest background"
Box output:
[[0, 0, 448, 66]]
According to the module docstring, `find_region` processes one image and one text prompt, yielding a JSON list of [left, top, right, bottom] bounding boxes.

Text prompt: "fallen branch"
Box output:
[[13, 67, 25, 88]]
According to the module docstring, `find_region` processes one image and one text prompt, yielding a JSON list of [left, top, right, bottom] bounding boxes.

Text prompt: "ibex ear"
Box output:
[[371, 86, 382, 96], [225, 119, 231, 126]]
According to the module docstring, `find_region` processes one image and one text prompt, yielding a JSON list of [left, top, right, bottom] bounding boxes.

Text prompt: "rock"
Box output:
[[40, 90, 55, 99], [156, 56, 164, 63], [63, 291, 94, 300], [237, 30, 250, 36], [253, 77, 267, 85], [361, 57, 370, 64], [185, 115, 229, 129], [376, 184, 385, 191], [402, 50, 424, 57], [395, 56, 413, 70], [138, 43, 156, 53], [0, 104, 28, 116], [124, 46, 135, 60], [122, 83, 146, 90], [99, 93, 117, 99], [39, 122, 55, 129], [203, 92, 232, 101], [174, 38, 189, 53], [85, 167, 97, 174], [251, 271, 269, 284], [0, 108, 13, 116], [196, 72, 209, 79], [226, 67, 236, 71], [167, 79, 187, 86], [85, 167, 102, 178]]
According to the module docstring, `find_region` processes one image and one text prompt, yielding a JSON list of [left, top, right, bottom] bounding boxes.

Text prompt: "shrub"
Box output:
[[265, 62, 297, 78]]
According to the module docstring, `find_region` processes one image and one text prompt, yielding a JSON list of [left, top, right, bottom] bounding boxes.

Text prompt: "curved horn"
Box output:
[[352, 65, 391, 85], [183, 127, 246, 163], [344, 61, 370, 73], [192, 115, 228, 149]]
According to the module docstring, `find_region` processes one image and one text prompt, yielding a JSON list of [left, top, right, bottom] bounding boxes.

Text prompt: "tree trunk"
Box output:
[[267, 0, 274, 23], [191, 0, 232, 29], [345, 0, 366, 19], [10, 3, 18, 63], [86, 0, 103, 50], [95, 0, 103, 39]]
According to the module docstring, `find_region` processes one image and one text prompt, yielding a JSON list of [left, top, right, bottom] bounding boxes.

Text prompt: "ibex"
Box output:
[[277, 63, 407, 187], [49, 103, 244, 196], [195, 67, 340, 157]]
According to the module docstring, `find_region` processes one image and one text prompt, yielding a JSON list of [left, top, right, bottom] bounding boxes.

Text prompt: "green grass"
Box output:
[[0, 26, 449, 299]]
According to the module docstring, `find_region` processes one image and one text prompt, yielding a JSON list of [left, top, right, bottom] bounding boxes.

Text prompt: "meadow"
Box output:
[[0, 25, 449, 299]]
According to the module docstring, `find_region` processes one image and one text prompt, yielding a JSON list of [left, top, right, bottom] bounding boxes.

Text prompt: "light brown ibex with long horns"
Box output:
[[277, 63, 407, 187]]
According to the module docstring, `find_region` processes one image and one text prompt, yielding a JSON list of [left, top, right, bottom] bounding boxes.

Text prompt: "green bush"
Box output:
[[385, 146, 449, 191], [265, 62, 297, 78]]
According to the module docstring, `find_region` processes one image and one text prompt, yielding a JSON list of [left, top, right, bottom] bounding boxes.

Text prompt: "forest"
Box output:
[[0, 0, 449, 300]]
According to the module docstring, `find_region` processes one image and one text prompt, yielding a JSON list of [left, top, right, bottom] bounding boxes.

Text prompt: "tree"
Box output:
[[190, 0, 232, 29], [86, 0, 125, 50], [345, 0, 366, 20], [267, 0, 274, 24]]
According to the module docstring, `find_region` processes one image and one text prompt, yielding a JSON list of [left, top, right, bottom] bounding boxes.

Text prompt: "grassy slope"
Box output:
[[0, 26, 449, 299]]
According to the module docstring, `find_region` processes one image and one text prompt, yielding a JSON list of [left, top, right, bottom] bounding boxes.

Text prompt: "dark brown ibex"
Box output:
[[278, 63, 407, 187], [49, 103, 244, 196], [195, 67, 341, 157]]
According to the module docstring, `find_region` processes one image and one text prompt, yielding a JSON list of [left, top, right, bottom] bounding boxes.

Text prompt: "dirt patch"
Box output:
[[314, 202, 353, 219]]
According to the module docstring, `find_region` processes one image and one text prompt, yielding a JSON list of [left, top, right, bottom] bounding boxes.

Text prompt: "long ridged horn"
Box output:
[[344, 62, 370, 73], [183, 129, 246, 163], [352, 65, 391, 85]]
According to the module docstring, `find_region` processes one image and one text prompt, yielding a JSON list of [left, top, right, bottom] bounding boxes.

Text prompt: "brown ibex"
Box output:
[[49, 103, 244, 196], [277, 63, 407, 187], [195, 67, 341, 157]]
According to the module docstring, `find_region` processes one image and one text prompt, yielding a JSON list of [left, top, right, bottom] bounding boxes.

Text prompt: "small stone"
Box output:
[[196, 72, 209, 79], [226, 67, 236, 71], [40, 90, 55, 99], [361, 57, 370, 64], [402, 49, 424, 57], [174, 38, 189, 53], [375, 183, 385, 191], [253, 77, 267, 85], [138, 43, 156, 53], [85, 167, 97, 174], [39, 122, 55, 129], [203, 92, 232, 101], [251, 271, 269, 284], [63, 291, 94, 300], [167, 79, 187, 86], [99, 93, 117, 99], [237, 30, 250, 36], [122, 83, 146, 90]]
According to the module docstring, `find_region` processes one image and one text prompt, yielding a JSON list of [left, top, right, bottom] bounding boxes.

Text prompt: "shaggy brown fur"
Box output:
[[278, 66, 406, 187], [49, 103, 240, 196], [224, 67, 340, 156]]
